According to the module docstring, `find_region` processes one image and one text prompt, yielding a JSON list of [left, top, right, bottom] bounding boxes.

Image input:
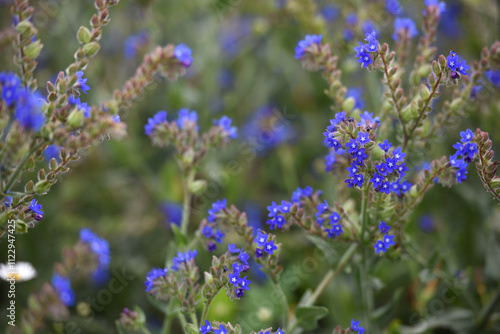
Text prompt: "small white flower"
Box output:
[[0, 262, 37, 282]]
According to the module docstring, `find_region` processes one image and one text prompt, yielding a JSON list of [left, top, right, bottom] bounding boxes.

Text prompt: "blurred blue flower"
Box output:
[[174, 44, 193, 67], [419, 214, 435, 233], [295, 34, 322, 59], [346, 87, 365, 110], [320, 4, 339, 22], [51, 274, 75, 306], [485, 70, 500, 87], [124, 30, 149, 59], [219, 18, 252, 58], [438, 2, 462, 38], [144, 110, 167, 135], [162, 202, 183, 226], [14, 90, 45, 132], [44, 144, 60, 162], [386, 0, 402, 15], [393, 18, 418, 41], [242, 106, 294, 153]]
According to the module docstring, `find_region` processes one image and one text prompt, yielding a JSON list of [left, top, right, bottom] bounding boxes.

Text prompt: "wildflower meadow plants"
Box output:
[[2, 0, 500, 334]]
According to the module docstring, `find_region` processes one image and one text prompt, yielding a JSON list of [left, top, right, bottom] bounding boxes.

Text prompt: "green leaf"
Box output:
[[294, 306, 329, 330], [171, 224, 188, 247], [186, 323, 199, 334]]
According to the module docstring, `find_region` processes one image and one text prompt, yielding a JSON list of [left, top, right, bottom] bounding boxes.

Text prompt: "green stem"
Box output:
[[359, 184, 371, 331], [3, 141, 44, 194], [190, 311, 198, 329], [201, 300, 212, 324], [180, 170, 195, 236], [178, 313, 188, 334], [286, 243, 358, 333], [160, 301, 175, 334]]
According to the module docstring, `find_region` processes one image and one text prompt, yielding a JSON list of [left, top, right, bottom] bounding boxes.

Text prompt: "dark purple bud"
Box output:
[[255, 248, 264, 258], [235, 288, 245, 298], [242, 264, 250, 272], [450, 71, 460, 79], [208, 242, 217, 252], [464, 156, 472, 163], [123, 308, 131, 315], [34, 214, 43, 221]]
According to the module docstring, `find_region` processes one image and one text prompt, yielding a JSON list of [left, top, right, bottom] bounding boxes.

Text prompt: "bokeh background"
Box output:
[[1, 0, 500, 333]]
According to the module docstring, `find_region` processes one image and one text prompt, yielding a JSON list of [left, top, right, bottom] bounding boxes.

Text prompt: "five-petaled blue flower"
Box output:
[[374, 240, 387, 253], [379, 139, 392, 152], [264, 240, 278, 254], [76, 71, 90, 94], [199, 320, 212, 334], [214, 324, 227, 334], [379, 221, 391, 233]]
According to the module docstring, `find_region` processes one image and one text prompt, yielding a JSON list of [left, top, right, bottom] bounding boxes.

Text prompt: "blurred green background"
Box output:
[[1, 0, 500, 333]]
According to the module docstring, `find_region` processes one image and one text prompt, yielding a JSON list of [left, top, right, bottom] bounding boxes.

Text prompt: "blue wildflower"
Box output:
[[279, 200, 291, 213], [378, 221, 391, 233], [228, 243, 241, 253], [238, 251, 249, 265], [358, 111, 380, 127], [356, 132, 370, 146], [325, 151, 337, 172], [176, 108, 198, 130], [330, 212, 341, 224], [353, 174, 364, 187], [456, 168, 467, 183], [392, 147, 406, 162], [174, 44, 193, 67], [320, 4, 339, 21], [364, 31, 379, 52], [393, 18, 418, 41], [171, 250, 197, 271], [214, 324, 227, 334], [0, 72, 21, 106], [485, 70, 500, 87], [51, 274, 76, 306], [385, 157, 397, 173], [424, 0, 446, 15], [200, 320, 212, 334], [79, 228, 111, 269], [144, 267, 168, 292], [76, 71, 90, 94], [208, 198, 227, 222], [346, 88, 365, 110], [327, 224, 343, 238], [214, 115, 238, 139], [346, 13, 358, 26], [374, 240, 387, 254], [397, 162, 409, 177], [379, 139, 392, 152], [162, 202, 183, 226], [376, 163, 388, 176], [371, 173, 385, 188], [383, 234, 395, 248], [460, 129, 473, 143], [239, 276, 251, 290], [354, 42, 372, 68], [124, 30, 149, 59], [29, 199, 43, 215], [144, 110, 167, 135], [14, 90, 45, 131], [380, 181, 391, 194], [264, 240, 277, 254], [254, 231, 267, 247], [294, 34, 322, 59], [386, 0, 402, 15], [267, 201, 280, 218]]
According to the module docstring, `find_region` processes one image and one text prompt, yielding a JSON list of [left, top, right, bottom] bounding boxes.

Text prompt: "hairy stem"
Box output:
[[403, 72, 443, 150], [286, 243, 358, 333], [3, 141, 44, 194], [379, 50, 408, 139], [180, 169, 195, 235]]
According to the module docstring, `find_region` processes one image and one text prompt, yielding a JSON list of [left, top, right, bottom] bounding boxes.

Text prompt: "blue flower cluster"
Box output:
[[344, 131, 372, 188], [446, 51, 470, 78], [76, 71, 90, 94], [0, 72, 45, 132], [485, 70, 500, 87], [315, 200, 344, 239], [144, 110, 167, 135], [351, 319, 365, 334], [424, 0, 446, 16], [205, 199, 228, 251], [254, 230, 278, 258], [372, 144, 411, 195], [68, 95, 92, 118], [199, 322, 284, 334], [79, 228, 111, 281], [124, 30, 149, 59], [266, 200, 291, 230], [449, 129, 478, 183], [374, 222, 395, 254], [392, 18, 418, 41], [144, 267, 168, 292], [227, 244, 251, 298], [213, 115, 238, 139], [354, 31, 379, 67], [176, 108, 199, 131], [386, 0, 402, 15], [294, 34, 322, 59], [171, 250, 198, 271], [144, 250, 197, 292], [51, 274, 76, 307], [174, 44, 193, 67]]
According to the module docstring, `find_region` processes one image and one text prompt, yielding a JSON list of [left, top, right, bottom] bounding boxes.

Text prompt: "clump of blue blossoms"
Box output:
[[393, 18, 418, 41], [449, 129, 478, 183], [446, 50, 470, 79], [124, 30, 150, 59], [294, 34, 322, 59], [374, 222, 396, 254], [79, 228, 111, 282], [51, 274, 76, 307], [145, 268, 168, 292], [204, 199, 228, 251], [354, 32, 379, 67], [350, 319, 365, 334]]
